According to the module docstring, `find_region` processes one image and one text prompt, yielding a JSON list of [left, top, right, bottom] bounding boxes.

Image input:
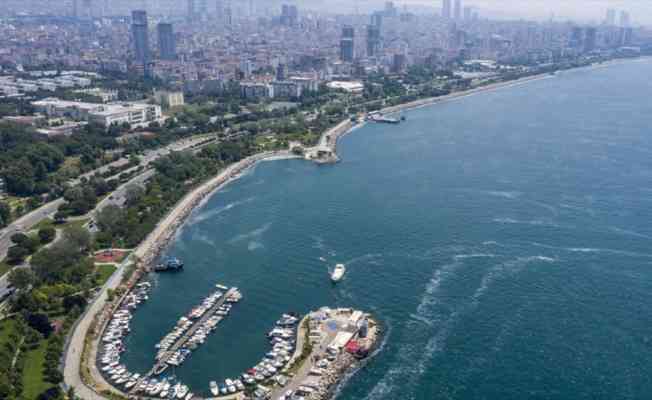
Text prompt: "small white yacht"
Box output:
[[331, 264, 346, 282], [210, 381, 219, 396]]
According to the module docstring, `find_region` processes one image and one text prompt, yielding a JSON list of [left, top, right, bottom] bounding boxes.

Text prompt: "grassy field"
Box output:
[[0, 318, 19, 346], [33, 217, 90, 233], [21, 339, 53, 400], [95, 264, 117, 286]]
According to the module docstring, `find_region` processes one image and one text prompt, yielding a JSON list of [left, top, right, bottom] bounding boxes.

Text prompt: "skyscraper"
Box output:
[[340, 26, 355, 62], [605, 9, 616, 26], [72, 0, 79, 17], [215, 0, 224, 22], [187, 0, 195, 22], [280, 4, 298, 27], [371, 11, 383, 29], [619, 11, 631, 27], [131, 10, 150, 75], [463, 6, 472, 21], [157, 23, 176, 61], [584, 27, 597, 53], [454, 0, 461, 20], [442, 0, 451, 19], [367, 25, 381, 57]]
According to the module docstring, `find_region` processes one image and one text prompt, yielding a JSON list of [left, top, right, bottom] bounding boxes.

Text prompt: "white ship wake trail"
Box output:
[[366, 255, 555, 399], [190, 196, 256, 224], [228, 222, 272, 244]]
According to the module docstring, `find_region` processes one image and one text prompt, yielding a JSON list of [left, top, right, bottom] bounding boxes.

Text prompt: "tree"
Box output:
[[8, 268, 34, 290], [0, 201, 10, 228], [7, 246, 29, 263], [54, 210, 67, 224], [10, 232, 29, 246], [38, 227, 56, 244], [63, 226, 91, 252], [24, 312, 53, 337]]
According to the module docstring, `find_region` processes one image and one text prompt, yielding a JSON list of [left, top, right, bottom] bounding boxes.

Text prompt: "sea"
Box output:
[[121, 58, 652, 400]]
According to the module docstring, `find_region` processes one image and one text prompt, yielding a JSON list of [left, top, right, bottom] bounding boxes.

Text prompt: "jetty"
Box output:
[[147, 287, 239, 378]]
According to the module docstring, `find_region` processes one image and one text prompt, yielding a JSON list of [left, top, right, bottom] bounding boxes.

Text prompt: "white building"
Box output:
[[32, 98, 163, 130]]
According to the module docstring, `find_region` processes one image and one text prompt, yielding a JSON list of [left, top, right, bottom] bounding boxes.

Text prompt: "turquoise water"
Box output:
[[122, 59, 652, 399]]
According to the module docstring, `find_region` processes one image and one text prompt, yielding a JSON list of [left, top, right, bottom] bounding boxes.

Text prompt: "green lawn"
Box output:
[[0, 318, 19, 347], [95, 264, 117, 286], [21, 339, 53, 400], [33, 217, 90, 233]]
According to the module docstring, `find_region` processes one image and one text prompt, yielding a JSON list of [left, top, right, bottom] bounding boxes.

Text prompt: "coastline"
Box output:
[[133, 150, 301, 267]]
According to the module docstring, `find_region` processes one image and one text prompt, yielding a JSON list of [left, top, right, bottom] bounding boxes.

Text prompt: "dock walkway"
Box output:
[[130, 287, 237, 393]]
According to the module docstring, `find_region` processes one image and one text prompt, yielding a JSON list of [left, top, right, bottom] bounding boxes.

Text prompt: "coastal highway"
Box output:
[[63, 254, 135, 400]]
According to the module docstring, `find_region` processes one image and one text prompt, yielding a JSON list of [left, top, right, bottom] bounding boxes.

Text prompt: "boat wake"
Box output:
[[190, 197, 256, 224], [364, 254, 556, 399], [228, 222, 272, 245]]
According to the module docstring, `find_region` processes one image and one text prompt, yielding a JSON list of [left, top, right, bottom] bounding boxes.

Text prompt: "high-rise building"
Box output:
[[454, 0, 461, 20], [215, 0, 224, 22], [281, 4, 299, 27], [72, 0, 79, 17], [367, 25, 381, 57], [187, 0, 195, 21], [442, 0, 451, 19], [584, 27, 597, 52], [463, 6, 472, 21], [570, 26, 583, 49], [341, 39, 355, 62], [341, 26, 355, 63], [371, 11, 383, 29], [619, 11, 631, 27], [384, 2, 397, 17], [157, 23, 176, 61], [605, 9, 616, 26], [131, 10, 150, 75]]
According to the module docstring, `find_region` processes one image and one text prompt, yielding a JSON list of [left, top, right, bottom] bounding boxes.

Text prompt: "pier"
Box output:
[[147, 287, 238, 378]]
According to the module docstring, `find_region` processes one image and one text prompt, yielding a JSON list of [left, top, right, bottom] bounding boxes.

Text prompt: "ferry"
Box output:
[[331, 264, 346, 282], [154, 257, 184, 272]]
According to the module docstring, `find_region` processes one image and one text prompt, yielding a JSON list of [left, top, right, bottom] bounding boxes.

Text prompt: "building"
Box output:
[[187, 0, 195, 21], [32, 98, 163, 129], [154, 91, 185, 108], [281, 4, 299, 27], [367, 25, 381, 57], [240, 82, 271, 99], [464, 6, 472, 21], [605, 9, 616, 26], [570, 26, 583, 49], [131, 10, 150, 75], [371, 12, 383, 29], [327, 81, 364, 94], [341, 38, 355, 62], [158, 23, 177, 61], [442, 0, 452, 19], [584, 27, 597, 53], [454, 0, 462, 20], [620, 11, 630, 27]]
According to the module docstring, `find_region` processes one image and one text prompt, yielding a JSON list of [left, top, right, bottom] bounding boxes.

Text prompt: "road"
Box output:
[[0, 135, 216, 299], [62, 254, 134, 400]]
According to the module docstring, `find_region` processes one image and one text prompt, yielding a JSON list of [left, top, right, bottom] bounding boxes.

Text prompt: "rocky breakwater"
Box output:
[[273, 307, 381, 400]]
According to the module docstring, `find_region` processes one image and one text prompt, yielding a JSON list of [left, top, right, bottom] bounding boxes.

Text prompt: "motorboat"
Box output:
[[331, 264, 346, 282], [210, 381, 219, 396]]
